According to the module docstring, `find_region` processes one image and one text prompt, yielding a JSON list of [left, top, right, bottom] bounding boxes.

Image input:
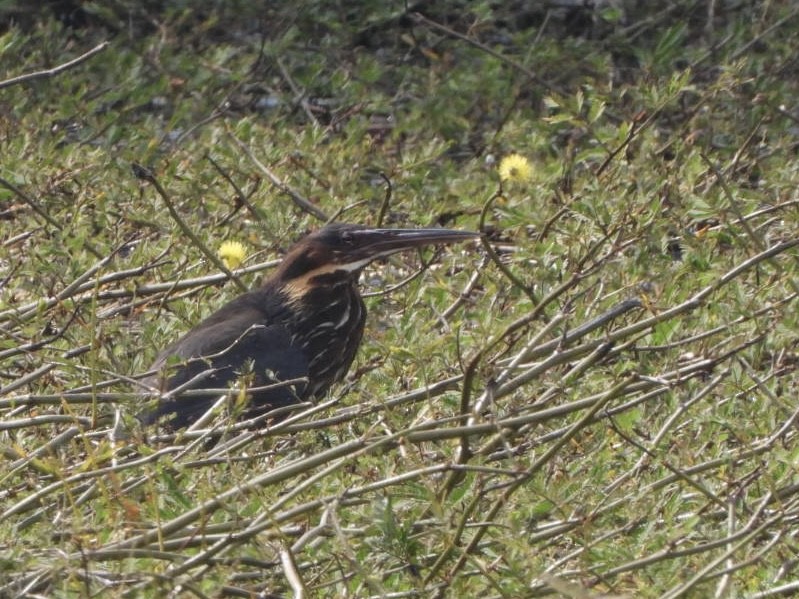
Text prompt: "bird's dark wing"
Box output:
[[140, 304, 308, 429]]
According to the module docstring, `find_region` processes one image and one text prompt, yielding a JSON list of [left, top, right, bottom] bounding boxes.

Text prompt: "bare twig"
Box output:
[[276, 56, 320, 127], [375, 172, 392, 228], [0, 41, 109, 90], [0, 257, 278, 325], [132, 163, 248, 292], [479, 188, 539, 305], [411, 13, 559, 95], [0, 175, 65, 233], [228, 133, 329, 221]]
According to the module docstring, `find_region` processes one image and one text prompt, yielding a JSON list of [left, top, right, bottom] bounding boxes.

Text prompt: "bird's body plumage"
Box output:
[[140, 223, 477, 429]]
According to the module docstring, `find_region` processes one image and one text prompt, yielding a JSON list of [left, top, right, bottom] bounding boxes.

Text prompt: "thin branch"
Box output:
[[228, 132, 329, 221], [411, 12, 560, 95], [131, 163, 248, 293], [0, 41, 109, 90]]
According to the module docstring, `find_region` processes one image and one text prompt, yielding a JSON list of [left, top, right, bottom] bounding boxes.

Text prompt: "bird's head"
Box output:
[[275, 223, 479, 296]]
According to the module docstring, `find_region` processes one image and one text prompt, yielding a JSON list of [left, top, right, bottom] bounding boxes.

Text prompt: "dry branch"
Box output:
[[0, 41, 109, 89]]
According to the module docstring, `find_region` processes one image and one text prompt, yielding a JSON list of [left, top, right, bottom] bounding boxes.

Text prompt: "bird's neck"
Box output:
[[279, 271, 359, 307], [269, 277, 367, 396]]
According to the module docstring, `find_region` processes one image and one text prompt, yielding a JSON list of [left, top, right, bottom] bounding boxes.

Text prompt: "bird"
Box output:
[[140, 223, 479, 429]]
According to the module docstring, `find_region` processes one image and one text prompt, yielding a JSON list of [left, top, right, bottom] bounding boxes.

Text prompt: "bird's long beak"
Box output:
[[352, 227, 480, 256]]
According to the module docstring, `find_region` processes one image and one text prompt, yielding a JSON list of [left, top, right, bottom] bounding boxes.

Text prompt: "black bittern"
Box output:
[[140, 223, 478, 429]]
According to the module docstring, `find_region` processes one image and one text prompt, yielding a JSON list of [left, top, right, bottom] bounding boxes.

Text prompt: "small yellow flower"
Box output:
[[498, 153, 532, 183], [218, 240, 247, 269]]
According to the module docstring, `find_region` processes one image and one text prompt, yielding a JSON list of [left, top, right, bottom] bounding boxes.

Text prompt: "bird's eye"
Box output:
[[341, 231, 354, 246]]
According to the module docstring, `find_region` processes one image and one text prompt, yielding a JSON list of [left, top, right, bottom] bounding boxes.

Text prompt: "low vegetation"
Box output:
[[2, 1, 799, 596]]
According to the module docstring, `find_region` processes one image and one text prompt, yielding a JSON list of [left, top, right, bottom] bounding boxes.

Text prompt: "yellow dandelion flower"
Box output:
[[218, 240, 247, 269], [498, 153, 532, 183]]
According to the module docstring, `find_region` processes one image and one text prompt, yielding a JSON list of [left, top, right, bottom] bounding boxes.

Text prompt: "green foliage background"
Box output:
[[2, 1, 799, 597]]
